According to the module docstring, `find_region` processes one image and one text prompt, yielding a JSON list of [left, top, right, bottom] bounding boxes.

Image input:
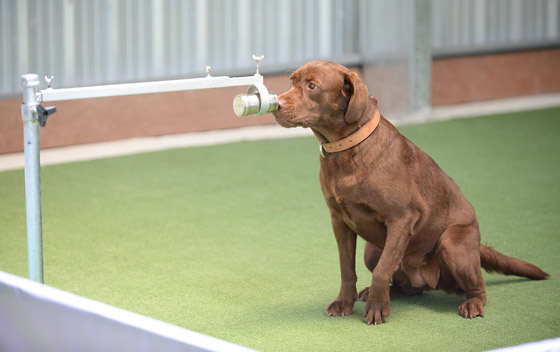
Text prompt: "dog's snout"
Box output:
[[276, 94, 287, 111]]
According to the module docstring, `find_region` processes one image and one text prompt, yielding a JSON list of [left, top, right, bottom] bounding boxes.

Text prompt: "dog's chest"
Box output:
[[324, 175, 386, 246]]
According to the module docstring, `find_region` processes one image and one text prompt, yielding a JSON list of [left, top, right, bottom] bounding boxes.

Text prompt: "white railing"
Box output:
[[0, 270, 257, 351]]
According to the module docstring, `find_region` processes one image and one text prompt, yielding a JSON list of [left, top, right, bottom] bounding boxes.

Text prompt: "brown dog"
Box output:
[[272, 61, 549, 325]]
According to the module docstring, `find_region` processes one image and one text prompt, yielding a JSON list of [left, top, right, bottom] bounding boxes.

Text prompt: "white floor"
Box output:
[[1, 92, 560, 172]]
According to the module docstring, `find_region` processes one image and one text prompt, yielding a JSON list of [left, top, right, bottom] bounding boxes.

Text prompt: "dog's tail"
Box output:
[[480, 244, 549, 280]]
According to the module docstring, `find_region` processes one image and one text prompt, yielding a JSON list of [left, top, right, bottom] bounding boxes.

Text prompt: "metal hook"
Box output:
[[252, 55, 264, 75], [45, 76, 54, 89]]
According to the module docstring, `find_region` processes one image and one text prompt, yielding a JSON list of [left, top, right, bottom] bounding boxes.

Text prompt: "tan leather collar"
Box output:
[[320, 110, 381, 158]]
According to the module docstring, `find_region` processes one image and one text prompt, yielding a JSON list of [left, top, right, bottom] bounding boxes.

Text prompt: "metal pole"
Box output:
[[409, 0, 432, 116], [40, 75, 264, 102], [21, 74, 44, 284]]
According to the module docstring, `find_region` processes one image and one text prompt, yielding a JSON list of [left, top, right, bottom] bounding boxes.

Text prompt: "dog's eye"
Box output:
[[308, 83, 317, 90]]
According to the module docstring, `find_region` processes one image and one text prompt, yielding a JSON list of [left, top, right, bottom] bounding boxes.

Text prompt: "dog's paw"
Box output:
[[364, 291, 390, 325], [364, 302, 389, 325], [458, 298, 485, 319], [357, 287, 369, 302], [326, 299, 354, 317]]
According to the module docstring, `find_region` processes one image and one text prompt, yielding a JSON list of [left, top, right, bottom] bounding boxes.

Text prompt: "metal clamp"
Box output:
[[233, 83, 278, 116], [37, 105, 57, 127]]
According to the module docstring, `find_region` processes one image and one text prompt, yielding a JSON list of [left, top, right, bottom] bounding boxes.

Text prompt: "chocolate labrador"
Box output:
[[272, 61, 549, 325]]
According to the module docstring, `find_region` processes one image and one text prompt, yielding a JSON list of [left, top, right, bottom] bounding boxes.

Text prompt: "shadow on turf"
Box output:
[[388, 291, 464, 315], [484, 277, 536, 286], [261, 293, 463, 324], [379, 277, 538, 317], [254, 277, 541, 327]]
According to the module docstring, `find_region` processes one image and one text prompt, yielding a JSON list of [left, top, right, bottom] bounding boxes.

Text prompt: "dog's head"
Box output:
[[273, 61, 371, 129]]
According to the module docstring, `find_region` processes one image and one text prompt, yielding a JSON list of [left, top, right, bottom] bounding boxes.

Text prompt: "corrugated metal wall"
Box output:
[[1, 0, 558, 97], [432, 0, 560, 56]]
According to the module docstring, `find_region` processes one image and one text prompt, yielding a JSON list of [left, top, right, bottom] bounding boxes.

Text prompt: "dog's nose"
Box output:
[[276, 95, 287, 110]]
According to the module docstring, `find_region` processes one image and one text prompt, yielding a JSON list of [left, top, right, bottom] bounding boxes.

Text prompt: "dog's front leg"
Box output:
[[326, 216, 358, 317], [364, 216, 415, 325]]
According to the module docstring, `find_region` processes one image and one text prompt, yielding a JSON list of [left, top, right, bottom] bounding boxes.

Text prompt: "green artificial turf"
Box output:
[[1, 108, 559, 351]]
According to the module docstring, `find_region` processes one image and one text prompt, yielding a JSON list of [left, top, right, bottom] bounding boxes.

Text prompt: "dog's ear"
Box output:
[[343, 71, 369, 124]]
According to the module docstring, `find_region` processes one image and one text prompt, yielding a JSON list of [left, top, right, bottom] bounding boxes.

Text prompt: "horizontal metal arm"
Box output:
[[39, 75, 264, 102]]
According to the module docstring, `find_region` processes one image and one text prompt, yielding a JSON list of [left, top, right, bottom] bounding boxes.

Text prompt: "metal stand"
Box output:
[[21, 74, 44, 283], [20, 57, 267, 283]]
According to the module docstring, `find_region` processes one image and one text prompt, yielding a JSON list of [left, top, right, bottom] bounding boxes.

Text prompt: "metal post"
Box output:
[[21, 74, 44, 284], [409, 0, 432, 116]]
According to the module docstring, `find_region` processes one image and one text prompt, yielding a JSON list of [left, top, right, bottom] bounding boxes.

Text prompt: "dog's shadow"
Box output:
[[357, 277, 535, 316], [484, 276, 534, 287], [387, 291, 463, 315], [257, 278, 538, 325]]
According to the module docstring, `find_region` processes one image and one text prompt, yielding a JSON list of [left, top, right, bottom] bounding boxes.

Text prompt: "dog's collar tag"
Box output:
[[319, 110, 381, 158], [319, 143, 328, 158]]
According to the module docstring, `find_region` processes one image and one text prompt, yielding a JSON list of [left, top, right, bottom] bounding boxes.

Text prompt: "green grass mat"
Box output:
[[1, 108, 559, 351]]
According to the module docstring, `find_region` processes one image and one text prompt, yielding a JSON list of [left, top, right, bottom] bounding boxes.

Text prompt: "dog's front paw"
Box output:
[[364, 291, 390, 325], [326, 299, 354, 317]]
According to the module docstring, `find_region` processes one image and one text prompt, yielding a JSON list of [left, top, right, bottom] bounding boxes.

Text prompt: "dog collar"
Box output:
[[320, 110, 381, 158]]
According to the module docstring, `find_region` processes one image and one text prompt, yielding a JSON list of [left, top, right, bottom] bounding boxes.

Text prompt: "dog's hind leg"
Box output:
[[440, 224, 487, 318], [358, 243, 381, 301], [358, 275, 425, 301], [363, 242, 382, 272], [358, 242, 424, 301]]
